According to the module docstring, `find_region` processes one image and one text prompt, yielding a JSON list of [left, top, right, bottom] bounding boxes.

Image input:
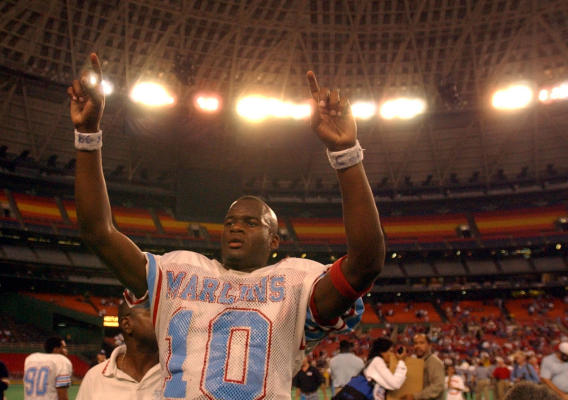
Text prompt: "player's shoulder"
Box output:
[[274, 257, 328, 273], [148, 249, 218, 267], [25, 352, 42, 363]]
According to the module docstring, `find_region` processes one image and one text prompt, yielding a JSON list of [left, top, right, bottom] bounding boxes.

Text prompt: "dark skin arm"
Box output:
[[57, 387, 69, 400], [307, 72, 385, 321], [68, 54, 147, 296]]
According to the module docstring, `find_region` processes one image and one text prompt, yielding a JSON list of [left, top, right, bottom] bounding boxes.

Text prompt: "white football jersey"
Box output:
[[24, 352, 72, 400], [144, 251, 363, 399]]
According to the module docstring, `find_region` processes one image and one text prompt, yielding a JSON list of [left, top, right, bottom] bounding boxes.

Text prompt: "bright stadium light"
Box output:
[[538, 82, 568, 104], [379, 98, 426, 120], [236, 96, 311, 122], [289, 103, 311, 120], [491, 84, 533, 110], [195, 95, 221, 112], [87, 73, 113, 95], [351, 101, 377, 120], [130, 82, 175, 107], [101, 80, 113, 95], [236, 96, 270, 122]]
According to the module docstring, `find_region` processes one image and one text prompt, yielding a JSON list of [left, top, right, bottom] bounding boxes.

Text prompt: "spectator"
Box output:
[[540, 342, 568, 399], [76, 297, 161, 400], [363, 338, 407, 400], [472, 354, 493, 400], [445, 365, 468, 400], [401, 334, 445, 400], [493, 357, 512, 400], [293, 357, 328, 400], [329, 340, 365, 393], [511, 351, 540, 383]]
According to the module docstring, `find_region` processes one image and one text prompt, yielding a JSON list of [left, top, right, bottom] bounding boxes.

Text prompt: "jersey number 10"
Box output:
[[164, 308, 272, 399]]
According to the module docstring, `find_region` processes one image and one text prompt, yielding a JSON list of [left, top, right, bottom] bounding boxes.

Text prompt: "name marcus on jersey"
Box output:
[[165, 271, 286, 304]]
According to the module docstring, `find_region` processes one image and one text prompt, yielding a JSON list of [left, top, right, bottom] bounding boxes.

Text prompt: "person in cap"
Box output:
[[76, 295, 161, 400], [329, 340, 365, 393], [540, 342, 568, 399]]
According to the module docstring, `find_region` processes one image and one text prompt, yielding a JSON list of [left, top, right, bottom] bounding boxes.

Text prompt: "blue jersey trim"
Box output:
[[146, 252, 157, 306]]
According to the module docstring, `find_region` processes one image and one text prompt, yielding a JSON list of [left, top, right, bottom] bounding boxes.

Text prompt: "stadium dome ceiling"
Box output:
[[1, 0, 568, 197]]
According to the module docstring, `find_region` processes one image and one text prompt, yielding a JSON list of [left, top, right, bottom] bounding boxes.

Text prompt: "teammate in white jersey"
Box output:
[[24, 337, 72, 400], [77, 297, 161, 400], [69, 54, 386, 399]]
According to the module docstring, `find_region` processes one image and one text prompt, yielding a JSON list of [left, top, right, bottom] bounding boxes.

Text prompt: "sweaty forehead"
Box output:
[[226, 198, 265, 218]]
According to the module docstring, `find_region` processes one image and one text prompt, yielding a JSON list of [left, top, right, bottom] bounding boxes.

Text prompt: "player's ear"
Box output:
[[270, 233, 280, 250], [120, 316, 133, 335]]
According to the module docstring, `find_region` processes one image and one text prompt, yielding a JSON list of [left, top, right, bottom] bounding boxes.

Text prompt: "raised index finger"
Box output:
[[90, 53, 103, 80], [306, 71, 320, 101]]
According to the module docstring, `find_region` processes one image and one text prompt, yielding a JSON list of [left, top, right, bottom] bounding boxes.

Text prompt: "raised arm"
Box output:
[[68, 53, 147, 296], [307, 71, 385, 321]]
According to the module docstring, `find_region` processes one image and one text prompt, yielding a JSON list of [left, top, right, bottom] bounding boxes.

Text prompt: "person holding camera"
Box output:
[[363, 338, 408, 400]]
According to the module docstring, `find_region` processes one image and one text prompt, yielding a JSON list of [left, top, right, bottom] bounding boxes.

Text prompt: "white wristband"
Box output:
[[326, 140, 364, 170], [75, 129, 102, 151]]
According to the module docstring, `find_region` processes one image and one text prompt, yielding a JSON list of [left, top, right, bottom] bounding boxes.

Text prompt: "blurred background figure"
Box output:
[[363, 337, 407, 400], [511, 351, 540, 383], [540, 342, 568, 399], [401, 334, 445, 400], [293, 357, 328, 400], [445, 364, 468, 400], [330, 340, 364, 394], [76, 298, 160, 400], [492, 357, 512, 400]]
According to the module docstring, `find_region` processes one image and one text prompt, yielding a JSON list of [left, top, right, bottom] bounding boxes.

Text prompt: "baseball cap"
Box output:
[[98, 349, 106, 355], [559, 342, 568, 355]]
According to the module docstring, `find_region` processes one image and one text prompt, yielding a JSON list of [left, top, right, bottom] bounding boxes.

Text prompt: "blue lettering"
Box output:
[[269, 276, 285, 301], [199, 278, 219, 303], [218, 282, 236, 304], [179, 274, 198, 300], [252, 277, 267, 302], [239, 285, 253, 301], [167, 271, 186, 299]]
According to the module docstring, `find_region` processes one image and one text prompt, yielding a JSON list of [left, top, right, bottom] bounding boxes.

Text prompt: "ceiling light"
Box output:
[[351, 101, 377, 120], [492, 84, 533, 110], [379, 98, 426, 120], [130, 82, 175, 107], [195, 95, 220, 112]]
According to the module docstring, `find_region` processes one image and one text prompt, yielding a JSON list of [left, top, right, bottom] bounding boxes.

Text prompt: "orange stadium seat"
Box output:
[[474, 205, 567, 237], [506, 298, 566, 321], [157, 211, 191, 236], [381, 302, 442, 323], [382, 214, 468, 241], [12, 193, 65, 224], [63, 200, 78, 224], [443, 300, 503, 322], [26, 293, 99, 316], [291, 214, 468, 244], [361, 303, 381, 324], [290, 218, 345, 244], [111, 205, 157, 233]]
